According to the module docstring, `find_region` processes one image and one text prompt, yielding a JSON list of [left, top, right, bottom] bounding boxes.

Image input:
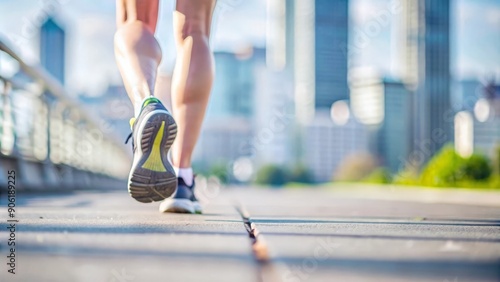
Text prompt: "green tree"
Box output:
[[255, 164, 288, 186], [463, 154, 492, 181]]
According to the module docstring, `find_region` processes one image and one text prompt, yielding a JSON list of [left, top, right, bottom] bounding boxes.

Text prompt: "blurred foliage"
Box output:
[[255, 164, 288, 186], [495, 145, 500, 175], [333, 153, 378, 182], [463, 154, 492, 181], [419, 146, 492, 186], [289, 165, 314, 184], [362, 168, 392, 184], [254, 164, 314, 186], [344, 144, 499, 189], [208, 163, 229, 183], [393, 164, 420, 185], [419, 145, 466, 187], [490, 176, 500, 189]]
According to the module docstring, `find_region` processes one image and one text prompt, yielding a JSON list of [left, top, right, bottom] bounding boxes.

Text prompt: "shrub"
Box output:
[[419, 145, 466, 187], [419, 145, 494, 187], [495, 145, 500, 175], [463, 154, 492, 181], [362, 168, 392, 184], [255, 164, 288, 186], [290, 165, 314, 184], [393, 163, 420, 185]]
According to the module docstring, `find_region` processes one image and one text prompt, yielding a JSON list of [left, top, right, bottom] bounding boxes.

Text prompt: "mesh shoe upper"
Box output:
[[174, 177, 198, 202]]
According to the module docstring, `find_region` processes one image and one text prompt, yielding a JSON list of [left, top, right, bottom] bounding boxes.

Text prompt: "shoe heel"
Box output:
[[128, 111, 177, 203]]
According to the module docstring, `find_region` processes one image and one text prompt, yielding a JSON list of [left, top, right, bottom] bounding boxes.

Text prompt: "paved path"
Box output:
[[1, 185, 499, 282]]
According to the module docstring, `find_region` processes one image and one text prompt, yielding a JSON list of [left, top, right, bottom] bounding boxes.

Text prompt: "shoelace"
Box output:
[[125, 133, 133, 145], [125, 117, 136, 148], [124, 133, 135, 154]]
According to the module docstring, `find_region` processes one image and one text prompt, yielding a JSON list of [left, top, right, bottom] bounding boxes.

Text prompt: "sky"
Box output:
[[0, 0, 499, 96]]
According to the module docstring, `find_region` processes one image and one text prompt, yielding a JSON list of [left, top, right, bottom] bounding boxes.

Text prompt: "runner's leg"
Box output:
[[115, 0, 162, 115], [169, 0, 216, 170]]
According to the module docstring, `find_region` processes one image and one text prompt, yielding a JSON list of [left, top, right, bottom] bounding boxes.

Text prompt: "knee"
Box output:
[[182, 19, 208, 39], [174, 11, 210, 42]]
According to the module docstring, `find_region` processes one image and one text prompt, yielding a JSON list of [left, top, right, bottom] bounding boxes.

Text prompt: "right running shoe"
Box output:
[[126, 97, 177, 203], [159, 177, 202, 214]]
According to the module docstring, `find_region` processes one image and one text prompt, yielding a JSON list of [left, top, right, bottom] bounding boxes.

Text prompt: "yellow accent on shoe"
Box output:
[[129, 118, 136, 130], [142, 121, 167, 172]]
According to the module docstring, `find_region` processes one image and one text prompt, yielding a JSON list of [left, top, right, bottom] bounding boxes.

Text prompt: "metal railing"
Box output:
[[0, 39, 131, 190]]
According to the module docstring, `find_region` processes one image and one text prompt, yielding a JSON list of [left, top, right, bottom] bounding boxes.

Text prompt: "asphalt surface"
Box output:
[[1, 185, 499, 282]]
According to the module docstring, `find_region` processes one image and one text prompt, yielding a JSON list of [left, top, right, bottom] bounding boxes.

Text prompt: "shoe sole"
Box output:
[[159, 199, 195, 214], [128, 110, 177, 203], [193, 201, 202, 214]]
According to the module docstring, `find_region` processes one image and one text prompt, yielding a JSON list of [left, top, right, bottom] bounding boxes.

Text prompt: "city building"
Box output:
[[195, 47, 257, 171], [456, 79, 482, 111], [252, 48, 295, 167], [473, 117, 500, 157], [401, 0, 452, 161], [193, 117, 253, 169], [379, 80, 413, 172], [350, 71, 413, 173], [278, 0, 349, 124], [303, 109, 369, 182], [472, 83, 500, 156], [197, 48, 257, 170], [78, 85, 133, 143], [314, 0, 349, 108], [40, 17, 65, 84], [206, 48, 255, 119], [455, 82, 500, 158], [267, 0, 351, 177], [196, 47, 295, 172]]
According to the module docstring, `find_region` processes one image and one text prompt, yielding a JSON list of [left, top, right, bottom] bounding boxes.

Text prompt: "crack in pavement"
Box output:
[[236, 204, 270, 263], [236, 204, 284, 282]]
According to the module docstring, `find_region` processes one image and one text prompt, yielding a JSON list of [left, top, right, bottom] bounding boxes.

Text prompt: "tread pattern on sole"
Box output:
[[128, 112, 178, 203]]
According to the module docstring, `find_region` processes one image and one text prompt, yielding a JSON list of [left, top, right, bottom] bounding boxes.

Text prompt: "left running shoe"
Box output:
[[126, 97, 177, 203]]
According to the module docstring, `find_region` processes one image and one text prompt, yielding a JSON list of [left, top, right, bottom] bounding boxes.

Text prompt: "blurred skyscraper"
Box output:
[[314, 0, 349, 109], [194, 48, 258, 170], [379, 80, 413, 172], [77, 85, 133, 142], [252, 48, 294, 167], [471, 83, 500, 156], [265, 1, 297, 166], [457, 79, 482, 111], [289, 0, 315, 124], [206, 49, 254, 119], [267, 0, 353, 181], [401, 0, 451, 162], [40, 17, 65, 84], [303, 111, 368, 182], [350, 72, 413, 173], [196, 46, 295, 173], [273, 0, 349, 124]]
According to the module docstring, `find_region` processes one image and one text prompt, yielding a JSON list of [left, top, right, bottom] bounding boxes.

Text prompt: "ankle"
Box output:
[[134, 95, 155, 117], [173, 166, 194, 186]]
